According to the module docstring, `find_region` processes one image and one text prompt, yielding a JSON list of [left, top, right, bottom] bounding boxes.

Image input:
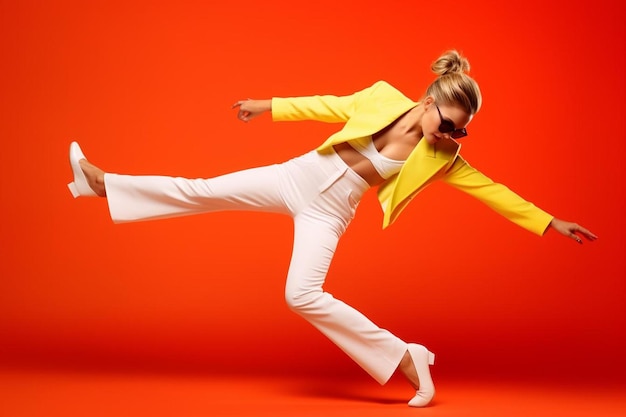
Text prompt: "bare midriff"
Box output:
[[333, 107, 422, 186]]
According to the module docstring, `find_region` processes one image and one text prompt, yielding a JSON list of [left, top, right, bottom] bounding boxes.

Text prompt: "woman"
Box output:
[[67, 50, 597, 407]]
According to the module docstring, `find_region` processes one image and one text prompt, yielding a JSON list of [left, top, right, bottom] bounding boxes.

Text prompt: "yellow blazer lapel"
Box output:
[[379, 138, 461, 227]]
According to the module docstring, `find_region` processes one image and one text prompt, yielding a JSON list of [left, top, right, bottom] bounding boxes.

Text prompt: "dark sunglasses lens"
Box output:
[[438, 122, 454, 134], [450, 129, 467, 139]]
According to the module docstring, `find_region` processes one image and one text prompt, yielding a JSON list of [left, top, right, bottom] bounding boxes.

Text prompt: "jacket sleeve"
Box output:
[[442, 155, 554, 236], [271, 81, 384, 123]]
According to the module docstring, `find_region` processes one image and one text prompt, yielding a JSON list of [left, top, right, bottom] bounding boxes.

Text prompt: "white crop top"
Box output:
[[348, 137, 406, 179]]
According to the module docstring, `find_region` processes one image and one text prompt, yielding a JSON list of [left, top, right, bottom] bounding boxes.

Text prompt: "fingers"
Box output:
[[578, 227, 599, 242], [231, 100, 249, 122], [567, 226, 583, 244], [570, 224, 599, 244], [231, 100, 245, 109], [232, 98, 254, 109], [239, 111, 251, 122], [232, 99, 255, 122]]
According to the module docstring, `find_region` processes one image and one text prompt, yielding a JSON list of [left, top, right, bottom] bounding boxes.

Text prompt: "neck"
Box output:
[[407, 105, 425, 138]]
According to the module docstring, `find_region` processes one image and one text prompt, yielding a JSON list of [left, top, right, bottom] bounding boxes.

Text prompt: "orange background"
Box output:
[[1, 0, 624, 389]]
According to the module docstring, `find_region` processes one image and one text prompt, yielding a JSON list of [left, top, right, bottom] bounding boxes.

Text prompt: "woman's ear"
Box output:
[[422, 95, 435, 107]]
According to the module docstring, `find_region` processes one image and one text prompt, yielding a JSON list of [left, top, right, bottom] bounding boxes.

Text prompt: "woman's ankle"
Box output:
[[399, 350, 420, 389], [79, 159, 107, 197]]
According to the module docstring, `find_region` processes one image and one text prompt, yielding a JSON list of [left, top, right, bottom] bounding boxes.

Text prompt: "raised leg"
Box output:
[[103, 163, 290, 223]]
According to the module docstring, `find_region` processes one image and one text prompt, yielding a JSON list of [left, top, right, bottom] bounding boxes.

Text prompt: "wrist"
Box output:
[[263, 99, 272, 112]]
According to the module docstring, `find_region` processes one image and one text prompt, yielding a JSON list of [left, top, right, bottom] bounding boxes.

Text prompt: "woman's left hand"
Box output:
[[549, 218, 598, 244]]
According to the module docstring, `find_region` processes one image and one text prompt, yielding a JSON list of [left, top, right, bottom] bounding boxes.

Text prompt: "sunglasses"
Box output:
[[435, 104, 467, 139]]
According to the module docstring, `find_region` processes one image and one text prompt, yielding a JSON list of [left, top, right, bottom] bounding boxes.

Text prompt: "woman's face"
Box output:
[[422, 98, 473, 145]]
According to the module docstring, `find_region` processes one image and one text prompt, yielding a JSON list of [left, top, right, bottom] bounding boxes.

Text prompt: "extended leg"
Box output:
[[104, 163, 289, 223], [69, 141, 290, 222]]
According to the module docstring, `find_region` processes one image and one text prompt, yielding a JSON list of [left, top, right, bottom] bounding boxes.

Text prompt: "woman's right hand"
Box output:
[[548, 217, 598, 244], [231, 99, 272, 122]]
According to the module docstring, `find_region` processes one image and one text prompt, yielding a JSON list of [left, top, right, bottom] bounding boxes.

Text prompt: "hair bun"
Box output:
[[431, 50, 470, 76]]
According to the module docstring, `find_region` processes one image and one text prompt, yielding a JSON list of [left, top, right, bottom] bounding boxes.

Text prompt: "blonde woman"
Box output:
[[67, 50, 597, 407]]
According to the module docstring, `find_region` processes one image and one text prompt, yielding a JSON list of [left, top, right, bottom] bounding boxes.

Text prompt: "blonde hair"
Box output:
[[425, 50, 482, 115]]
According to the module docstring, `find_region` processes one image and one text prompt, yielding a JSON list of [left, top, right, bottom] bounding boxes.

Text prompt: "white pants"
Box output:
[[104, 149, 408, 384]]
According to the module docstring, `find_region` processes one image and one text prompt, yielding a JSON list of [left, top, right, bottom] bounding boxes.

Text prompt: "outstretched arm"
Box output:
[[442, 156, 598, 243], [232, 81, 395, 125], [231, 90, 360, 124], [442, 156, 553, 236], [547, 218, 598, 244]]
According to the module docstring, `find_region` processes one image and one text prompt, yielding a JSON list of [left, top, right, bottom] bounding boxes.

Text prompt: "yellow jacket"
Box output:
[[272, 81, 553, 235]]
